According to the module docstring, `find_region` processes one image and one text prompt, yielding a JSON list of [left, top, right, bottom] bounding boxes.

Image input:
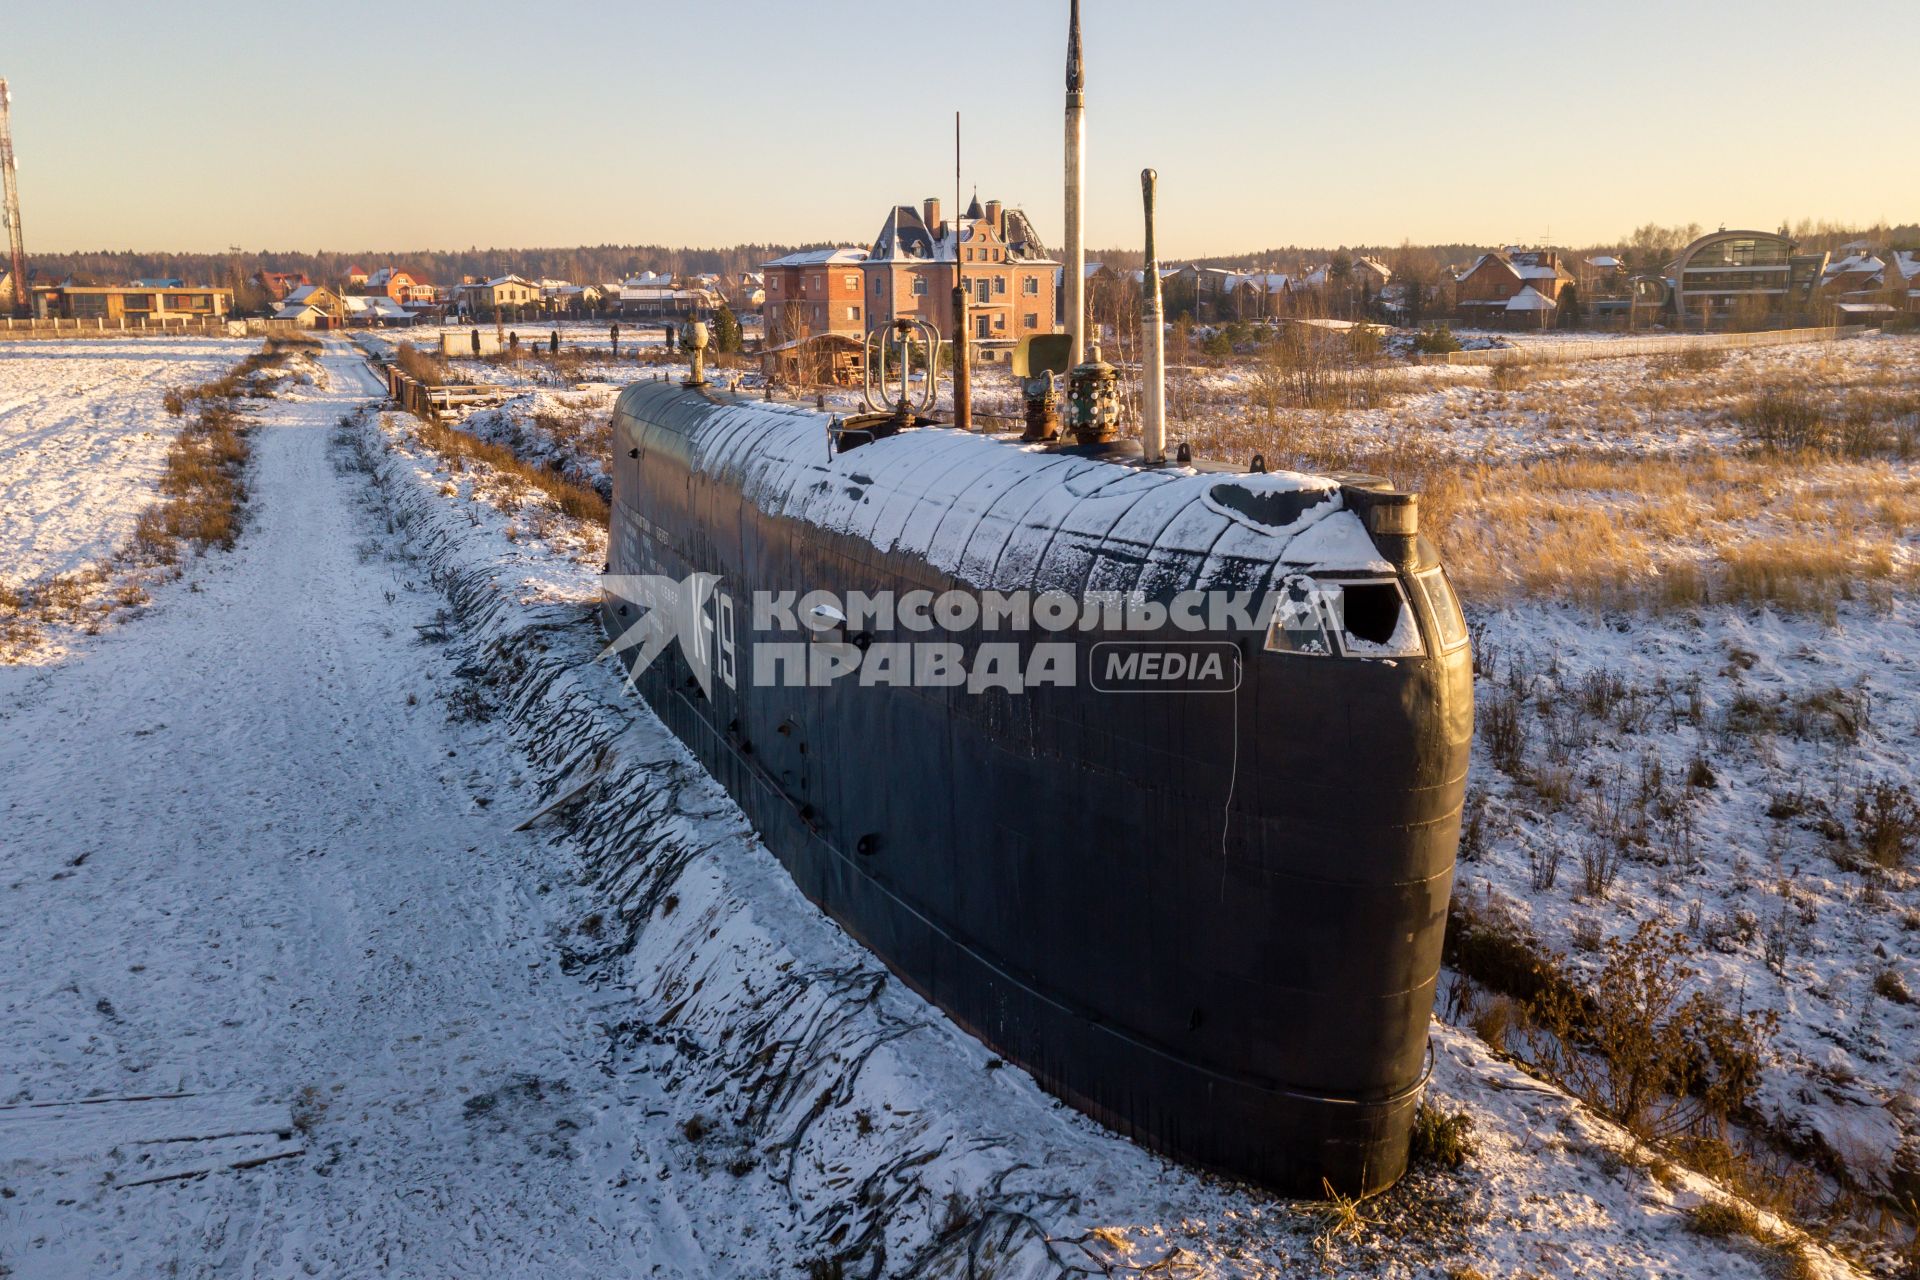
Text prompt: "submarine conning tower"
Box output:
[[604, 378, 1474, 1196]]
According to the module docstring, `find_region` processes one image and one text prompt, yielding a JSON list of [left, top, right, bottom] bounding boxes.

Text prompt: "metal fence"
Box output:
[[1418, 324, 1873, 367], [1, 314, 241, 339]]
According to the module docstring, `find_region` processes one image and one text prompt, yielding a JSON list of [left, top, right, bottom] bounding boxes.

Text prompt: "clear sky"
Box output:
[[8, 0, 1915, 257]]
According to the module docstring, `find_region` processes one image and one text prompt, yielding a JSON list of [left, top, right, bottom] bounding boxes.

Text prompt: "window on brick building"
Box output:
[[1024, 313, 1038, 329], [912, 278, 928, 296], [1023, 277, 1039, 295], [994, 277, 1006, 295]]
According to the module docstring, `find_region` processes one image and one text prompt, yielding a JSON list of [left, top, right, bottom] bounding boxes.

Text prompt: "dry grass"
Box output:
[[1222, 341, 1920, 615], [131, 403, 250, 556], [395, 342, 450, 387], [1685, 1197, 1760, 1239], [1214, 401, 1919, 613], [410, 416, 609, 526], [1, 341, 306, 660]]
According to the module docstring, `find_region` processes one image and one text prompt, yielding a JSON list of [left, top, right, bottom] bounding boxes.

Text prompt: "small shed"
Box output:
[[761, 333, 864, 388]]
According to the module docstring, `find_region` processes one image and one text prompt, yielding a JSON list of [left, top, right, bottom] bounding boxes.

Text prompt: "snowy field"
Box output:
[[0, 335, 1895, 1276], [0, 338, 249, 584]]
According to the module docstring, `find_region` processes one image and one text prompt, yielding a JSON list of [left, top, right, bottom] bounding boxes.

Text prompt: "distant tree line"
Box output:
[[31, 218, 1919, 306], [25, 243, 832, 293]]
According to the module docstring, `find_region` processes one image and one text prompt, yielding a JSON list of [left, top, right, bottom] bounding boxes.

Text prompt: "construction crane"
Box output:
[[1, 79, 27, 316]]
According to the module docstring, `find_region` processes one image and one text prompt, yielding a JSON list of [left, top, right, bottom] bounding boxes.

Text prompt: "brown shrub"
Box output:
[[1739, 390, 1827, 453], [396, 343, 449, 387], [1526, 923, 1777, 1143], [1854, 781, 1919, 869], [411, 417, 609, 526]]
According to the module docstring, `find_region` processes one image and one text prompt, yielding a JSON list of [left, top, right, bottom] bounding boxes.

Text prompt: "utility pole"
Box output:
[[951, 111, 971, 431], [1063, 0, 1086, 369], [0, 79, 29, 316]]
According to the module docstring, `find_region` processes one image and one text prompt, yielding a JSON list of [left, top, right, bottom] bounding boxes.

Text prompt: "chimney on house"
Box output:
[[923, 197, 942, 239], [985, 199, 1003, 237]]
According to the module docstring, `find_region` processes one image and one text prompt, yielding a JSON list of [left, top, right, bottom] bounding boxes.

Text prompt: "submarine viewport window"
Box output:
[[1323, 579, 1425, 659], [1263, 575, 1335, 657], [1415, 568, 1468, 651]]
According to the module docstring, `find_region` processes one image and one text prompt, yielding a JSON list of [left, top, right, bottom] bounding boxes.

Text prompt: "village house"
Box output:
[[1220, 271, 1299, 320], [453, 275, 541, 317], [253, 270, 311, 302], [538, 280, 605, 315], [1056, 262, 1120, 323], [354, 267, 436, 305], [1350, 255, 1393, 293], [761, 248, 869, 345], [720, 271, 765, 311], [1163, 265, 1238, 320], [1898, 251, 1920, 312], [1816, 247, 1920, 320], [1577, 254, 1628, 298], [1668, 230, 1828, 327], [273, 283, 344, 327], [860, 194, 1058, 361], [616, 272, 722, 320], [1820, 250, 1888, 299], [339, 294, 414, 326], [33, 283, 233, 322], [1454, 248, 1577, 327]]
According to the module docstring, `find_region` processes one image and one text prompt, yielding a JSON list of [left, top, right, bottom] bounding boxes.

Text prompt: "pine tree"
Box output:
[[712, 303, 742, 354]]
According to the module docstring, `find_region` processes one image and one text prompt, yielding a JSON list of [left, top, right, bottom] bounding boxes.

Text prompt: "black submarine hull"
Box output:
[[605, 382, 1472, 1195]]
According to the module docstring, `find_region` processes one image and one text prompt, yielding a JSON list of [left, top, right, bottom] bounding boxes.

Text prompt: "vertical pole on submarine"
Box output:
[[1064, 0, 1086, 371], [1140, 169, 1167, 464], [952, 111, 971, 431]]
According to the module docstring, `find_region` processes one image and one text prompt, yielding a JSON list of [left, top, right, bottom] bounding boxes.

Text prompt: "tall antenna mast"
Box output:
[[0, 79, 27, 316], [1063, 0, 1086, 370], [1140, 169, 1166, 464], [952, 111, 971, 431]]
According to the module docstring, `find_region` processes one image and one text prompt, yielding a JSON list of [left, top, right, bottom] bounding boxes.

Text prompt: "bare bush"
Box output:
[[1739, 391, 1826, 452], [1482, 687, 1527, 774], [1529, 842, 1562, 892], [1581, 840, 1624, 901], [1853, 781, 1919, 869], [1526, 923, 1777, 1143]]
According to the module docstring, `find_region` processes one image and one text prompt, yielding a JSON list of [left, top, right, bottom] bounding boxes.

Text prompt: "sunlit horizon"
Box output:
[[9, 0, 1916, 259]]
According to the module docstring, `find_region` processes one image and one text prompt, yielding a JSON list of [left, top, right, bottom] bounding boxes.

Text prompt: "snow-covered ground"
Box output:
[[0, 338, 249, 585], [0, 337, 1881, 1277], [1462, 597, 1920, 1210]]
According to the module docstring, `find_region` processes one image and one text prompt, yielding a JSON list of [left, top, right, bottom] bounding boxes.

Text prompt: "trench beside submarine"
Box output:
[[601, 337, 1473, 1194]]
